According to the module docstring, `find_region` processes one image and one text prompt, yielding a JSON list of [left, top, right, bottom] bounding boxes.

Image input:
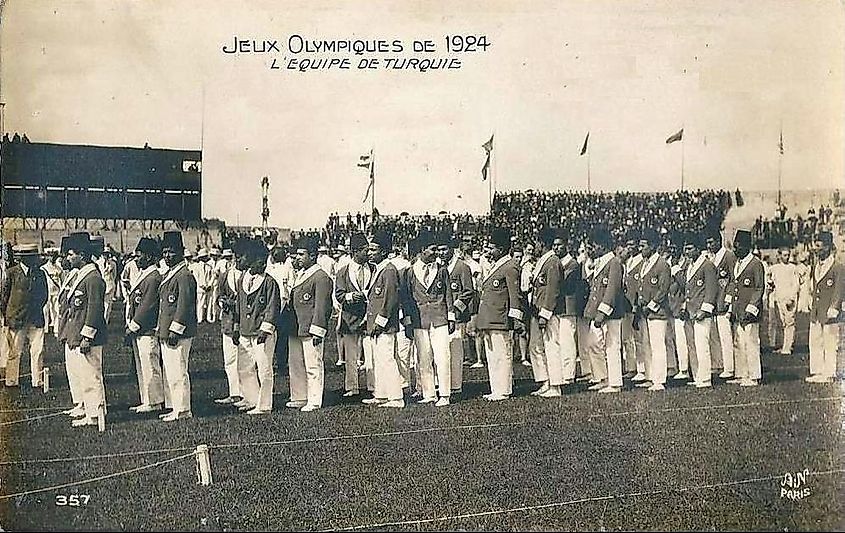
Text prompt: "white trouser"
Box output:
[[6, 327, 45, 386], [590, 319, 623, 387], [589, 320, 609, 382], [221, 333, 241, 398], [686, 318, 712, 383], [207, 284, 219, 323], [43, 295, 58, 334], [449, 324, 465, 391], [622, 313, 638, 373], [239, 334, 275, 410], [635, 320, 650, 376], [64, 343, 84, 405], [645, 319, 668, 385], [673, 318, 689, 373], [196, 289, 212, 323], [372, 333, 403, 401], [531, 315, 563, 385], [0, 325, 10, 370], [362, 336, 377, 392], [482, 330, 513, 396], [103, 290, 114, 324], [775, 300, 796, 352], [70, 345, 104, 420], [733, 322, 761, 381], [576, 317, 593, 377], [133, 335, 165, 406], [396, 333, 413, 389], [809, 322, 839, 379], [160, 337, 193, 414], [339, 333, 366, 392], [710, 313, 735, 373], [288, 335, 324, 407], [414, 324, 452, 399]]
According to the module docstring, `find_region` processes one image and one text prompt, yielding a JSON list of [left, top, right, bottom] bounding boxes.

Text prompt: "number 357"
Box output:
[[56, 494, 90, 506]]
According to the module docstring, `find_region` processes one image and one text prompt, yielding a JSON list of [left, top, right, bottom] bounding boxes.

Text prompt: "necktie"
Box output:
[[357, 265, 366, 289]]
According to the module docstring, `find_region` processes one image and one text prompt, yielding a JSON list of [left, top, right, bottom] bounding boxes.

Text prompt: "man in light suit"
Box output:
[[157, 231, 198, 421], [682, 232, 718, 388], [363, 229, 404, 408], [401, 229, 456, 406], [476, 228, 524, 401], [806, 232, 843, 383], [768, 248, 800, 355], [288, 236, 333, 411], [727, 229, 765, 387]]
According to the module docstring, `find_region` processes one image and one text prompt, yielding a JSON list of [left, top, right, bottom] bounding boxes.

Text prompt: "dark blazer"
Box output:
[[335, 261, 370, 335], [476, 256, 523, 330], [236, 272, 281, 337], [667, 259, 687, 317], [401, 261, 455, 329], [637, 254, 672, 320], [157, 262, 198, 339], [560, 256, 586, 317], [1, 264, 48, 329], [713, 248, 737, 314], [531, 251, 564, 319], [584, 253, 626, 321], [127, 267, 161, 336], [365, 260, 401, 335], [217, 268, 242, 337], [62, 263, 107, 348], [727, 255, 765, 324], [447, 257, 475, 324], [684, 257, 718, 317], [810, 260, 844, 324], [289, 265, 332, 337]]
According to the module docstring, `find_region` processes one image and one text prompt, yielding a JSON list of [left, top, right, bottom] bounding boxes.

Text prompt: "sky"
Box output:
[[1, 0, 843, 228]]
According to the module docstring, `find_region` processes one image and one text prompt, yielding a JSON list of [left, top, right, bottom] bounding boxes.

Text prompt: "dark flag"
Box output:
[[579, 132, 589, 156], [481, 134, 494, 181], [778, 130, 784, 155], [359, 151, 374, 202], [665, 128, 684, 144]]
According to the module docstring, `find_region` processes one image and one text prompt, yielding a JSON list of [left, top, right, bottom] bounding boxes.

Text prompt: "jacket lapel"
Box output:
[[67, 263, 96, 299]]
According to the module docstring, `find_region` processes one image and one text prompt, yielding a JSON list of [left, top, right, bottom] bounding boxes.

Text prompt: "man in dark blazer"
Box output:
[[157, 231, 197, 421], [125, 237, 166, 413], [1, 243, 48, 388], [682, 232, 718, 388], [215, 239, 246, 406], [707, 232, 737, 379], [528, 227, 566, 398], [61, 232, 107, 428], [806, 231, 842, 383], [335, 232, 374, 397], [553, 227, 585, 387], [727, 229, 765, 387], [476, 227, 523, 401], [287, 236, 332, 412], [635, 228, 673, 392], [437, 231, 475, 397]]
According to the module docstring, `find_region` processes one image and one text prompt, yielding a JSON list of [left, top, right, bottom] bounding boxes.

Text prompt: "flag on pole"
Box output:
[[579, 132, 590, 156], [358, 150, 375, 202], [481, 134, 494, 181], [665, 128, 684, 144], [778, 130, 784, 155]]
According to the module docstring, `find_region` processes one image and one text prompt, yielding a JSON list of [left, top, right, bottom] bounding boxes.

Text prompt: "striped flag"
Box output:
[[579, 132, 589, 156], [666, 128, 684, 144], [481, 134, 494, 181]]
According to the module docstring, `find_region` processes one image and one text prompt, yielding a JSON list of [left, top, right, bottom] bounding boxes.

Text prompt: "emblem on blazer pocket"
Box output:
[[168, 294, 176, 303], [634, 274, 639, 280], [374, 287, 382, 296], [649, 276, 657, 285], [602, 277, 609, 286], [73, 297, 83, 307], [259, 296, 266, 304], [827, 279, 834, 287], [302, 293, 311, 302], [537, 274, 546, 285], [743, 278, 751, 286], [492, 279, 501, 288], [696, 279, 704, 287], [720, 270, 727, 277], [134, 296, 142, 304], [436, 280, 443, 289], [450, 282, 458, 290], [719, 279, 728, 287]]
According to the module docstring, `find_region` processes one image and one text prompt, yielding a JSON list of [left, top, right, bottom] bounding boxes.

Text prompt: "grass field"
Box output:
[[1, 307, 843, 531]]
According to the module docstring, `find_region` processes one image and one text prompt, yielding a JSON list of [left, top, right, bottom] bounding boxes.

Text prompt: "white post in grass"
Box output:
[[42, 367, 50, 393], [97, 405, 106, 433], [195, 445, 213, 486]]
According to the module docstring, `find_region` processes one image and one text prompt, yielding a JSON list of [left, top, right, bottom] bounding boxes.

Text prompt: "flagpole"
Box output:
[[777, 122, 783, 207], [587, 150, 591, 192], [371, 150, 376, 216], [490, 131, 496, 213], [680, 129, 685, 191]]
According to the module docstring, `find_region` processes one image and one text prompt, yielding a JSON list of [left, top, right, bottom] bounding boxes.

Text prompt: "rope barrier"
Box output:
[[0, 451, 197, 501], [0, 411, 66, 427]]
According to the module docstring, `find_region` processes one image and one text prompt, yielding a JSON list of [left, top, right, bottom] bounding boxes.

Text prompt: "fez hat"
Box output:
[[416, 229, 435, 250], [640, 227, 660, 245], [538, 227, 556, 246], [135, 237, 160, 257], [65, 232, 91, 255], [162, 231, 184, 253], [434, 230, 453, 247], [555, 227, 571, 244], [89, 235, 105, 256], [733, 229, 753, 248], [371, 229, 393, 251], [407, 236, 421, 257], [815, 231, 834, 248], [13, 243, 40, 256], [490, 228, 512, 249], [247, 239, 270, 261], [293, 235, 319, 257], [684, 231, 704, 250], [589, 226, 612, 248], [349, 232, 369, 252], [60, 236, 71, 255]]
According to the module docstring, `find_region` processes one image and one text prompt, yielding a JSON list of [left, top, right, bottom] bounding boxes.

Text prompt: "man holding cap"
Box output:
[[727, 229, 765, 387], [1, 243, 49, 388], [157, 231, 197, 421], [476, 227, 523, 401], [806, 231, 843, 383], [288, 236, 333, 411], [62, 232, 107, 427], [125, 237, 166, 413]]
